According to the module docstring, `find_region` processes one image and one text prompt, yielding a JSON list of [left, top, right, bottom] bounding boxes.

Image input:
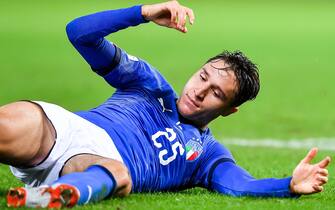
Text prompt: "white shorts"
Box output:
[[10, 101, 123, 187]]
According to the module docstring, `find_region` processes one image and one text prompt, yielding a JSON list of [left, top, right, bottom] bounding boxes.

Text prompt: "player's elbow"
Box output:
[[65, 17, 90, 45], [65, 20, 80, 43], [65, 18, 100, 46]]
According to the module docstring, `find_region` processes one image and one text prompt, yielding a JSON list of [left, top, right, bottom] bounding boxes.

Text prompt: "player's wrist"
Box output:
[[141, 5, 150, 21], [289, 179, 296, 193], [289, 178, 301, 195]]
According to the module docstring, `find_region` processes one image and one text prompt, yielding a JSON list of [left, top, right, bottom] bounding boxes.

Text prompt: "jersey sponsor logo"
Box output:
[[185, 138, 203, 161], [158, 98, 172, 113], [151, 128, 185, 166]]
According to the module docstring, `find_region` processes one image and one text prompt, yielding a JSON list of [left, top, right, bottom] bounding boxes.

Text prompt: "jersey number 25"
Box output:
[[151, 128, 185, 165]]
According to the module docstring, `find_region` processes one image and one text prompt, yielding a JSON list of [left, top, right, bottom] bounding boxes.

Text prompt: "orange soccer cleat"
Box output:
[[7, 184, 79, 208]]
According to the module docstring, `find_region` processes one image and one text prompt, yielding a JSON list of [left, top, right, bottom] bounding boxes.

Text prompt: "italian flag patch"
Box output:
[[185, 139, 203, 161]]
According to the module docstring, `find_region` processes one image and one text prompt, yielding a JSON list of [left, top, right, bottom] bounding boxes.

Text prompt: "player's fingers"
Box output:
[[301, 147, 318, 164], [318, 156, 331, 168], [185, 7, 195, 25], [168, 2, 179, 23], [166, 2, 191, 33], [316, 175, 328, 185], [169, 10, 184, 32], [317, 168, 328, 176], [171, 9, 178, 25], [312, 184, 323, 192], [172, 9, 187, 33], [177, 8, 186, 29]]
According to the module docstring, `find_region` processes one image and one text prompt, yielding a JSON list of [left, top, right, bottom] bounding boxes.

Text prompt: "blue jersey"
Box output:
[[66, 5, 297, 197], [75, 47, 234, 192]]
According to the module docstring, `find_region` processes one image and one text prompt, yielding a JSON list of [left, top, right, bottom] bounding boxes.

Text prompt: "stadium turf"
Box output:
[[0, 0, 334, 209]]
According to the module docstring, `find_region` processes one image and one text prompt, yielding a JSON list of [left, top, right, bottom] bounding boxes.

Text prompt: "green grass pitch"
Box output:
[[0, 0, 334, 209]]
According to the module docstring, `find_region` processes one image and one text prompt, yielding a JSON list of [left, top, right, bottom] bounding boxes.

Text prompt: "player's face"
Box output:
[[177, 60, 238, 127]]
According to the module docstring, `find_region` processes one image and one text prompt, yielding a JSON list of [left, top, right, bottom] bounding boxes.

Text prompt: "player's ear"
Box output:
[[221, 107, 238, 117]]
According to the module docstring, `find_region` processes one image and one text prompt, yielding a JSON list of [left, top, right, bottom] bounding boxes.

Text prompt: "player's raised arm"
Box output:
[[208, 148, 330, 197], [142, 1, 195, 33], [65, 1, 194, 75], [66, 5, 147, 74]]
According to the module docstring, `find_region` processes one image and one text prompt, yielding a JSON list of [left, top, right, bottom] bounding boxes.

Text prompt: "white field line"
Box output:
[[221, 138, 335, 151]]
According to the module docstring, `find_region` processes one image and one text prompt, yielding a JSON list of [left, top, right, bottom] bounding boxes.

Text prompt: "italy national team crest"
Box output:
[[185, 138, 203, 161]]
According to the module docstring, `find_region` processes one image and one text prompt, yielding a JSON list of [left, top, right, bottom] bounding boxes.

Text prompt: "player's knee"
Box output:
[[0, 102, 44, 163], [0, 104, 23, 146], [96, 159, 132, 197], [115, 164, 132, 197]]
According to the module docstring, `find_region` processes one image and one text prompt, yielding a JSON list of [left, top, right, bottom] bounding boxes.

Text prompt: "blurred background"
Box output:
[[1, 0, 334, 140]]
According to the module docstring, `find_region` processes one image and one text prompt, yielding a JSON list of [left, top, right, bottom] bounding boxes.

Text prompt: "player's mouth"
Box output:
[[185, 93, 200, 109]]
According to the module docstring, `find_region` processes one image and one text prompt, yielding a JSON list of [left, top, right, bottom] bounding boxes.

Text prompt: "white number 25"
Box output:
[[151, 128, 185, 166]]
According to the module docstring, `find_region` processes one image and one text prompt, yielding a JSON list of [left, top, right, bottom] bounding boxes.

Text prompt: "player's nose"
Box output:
[[194, 86, 208, 101]]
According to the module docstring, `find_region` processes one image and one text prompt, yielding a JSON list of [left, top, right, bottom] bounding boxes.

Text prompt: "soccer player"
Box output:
[[2, 1, 330, 208]]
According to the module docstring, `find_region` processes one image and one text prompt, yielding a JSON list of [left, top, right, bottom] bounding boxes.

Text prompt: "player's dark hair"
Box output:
[[206, 50, 260, 107]]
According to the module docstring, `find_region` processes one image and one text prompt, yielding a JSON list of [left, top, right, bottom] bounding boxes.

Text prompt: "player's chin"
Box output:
[[177, 99, 198, 119]]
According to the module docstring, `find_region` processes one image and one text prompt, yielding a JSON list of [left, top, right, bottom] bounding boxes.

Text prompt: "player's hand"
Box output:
[[290, 147, 331, 194], [141, 1, 195, 33]]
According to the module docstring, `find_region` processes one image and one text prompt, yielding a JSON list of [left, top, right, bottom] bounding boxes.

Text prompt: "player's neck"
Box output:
[[178, 112, 208, 133]]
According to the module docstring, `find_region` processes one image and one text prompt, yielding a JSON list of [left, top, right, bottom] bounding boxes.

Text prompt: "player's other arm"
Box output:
[[209, 148, 330, 197], [65, 5, 146, 74], [65, 1, 194, 75]]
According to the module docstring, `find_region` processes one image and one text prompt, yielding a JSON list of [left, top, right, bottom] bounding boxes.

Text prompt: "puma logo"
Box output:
[[158, 98, 172, 113]]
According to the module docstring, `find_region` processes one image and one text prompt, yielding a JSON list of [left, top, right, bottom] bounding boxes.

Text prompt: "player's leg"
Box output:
[[54, 156, 132, 205], [7, 155, 131, 208], [96, 157, 132, 197], [60, 154, 132, 197], [0, 101, 55, 166]]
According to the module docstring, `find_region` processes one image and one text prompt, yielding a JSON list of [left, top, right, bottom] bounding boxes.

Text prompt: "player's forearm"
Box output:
[[65, 5, 148, 71], [66, 5, 147, 45], [210, 162, 300, 198]]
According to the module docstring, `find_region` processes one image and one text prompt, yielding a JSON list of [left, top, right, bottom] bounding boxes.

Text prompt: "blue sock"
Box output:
[[52, 165, 116, 205]]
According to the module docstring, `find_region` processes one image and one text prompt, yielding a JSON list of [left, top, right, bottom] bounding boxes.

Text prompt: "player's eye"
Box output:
[[212, 88, 220, 98], [200, 73, 206, 81]]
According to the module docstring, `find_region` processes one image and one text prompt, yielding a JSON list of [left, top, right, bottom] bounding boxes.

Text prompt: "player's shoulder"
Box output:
[[200, 128, 216, 143], [200, 129, 235, 161], [116, 46, 177, 97]]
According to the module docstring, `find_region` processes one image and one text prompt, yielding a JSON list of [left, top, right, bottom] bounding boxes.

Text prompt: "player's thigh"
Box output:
[[61, 154, 132, 197], [0, 101, 53, 166]]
